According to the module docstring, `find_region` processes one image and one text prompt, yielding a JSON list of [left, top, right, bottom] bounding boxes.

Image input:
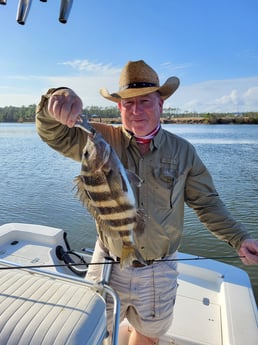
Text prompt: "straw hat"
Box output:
[[99, 60, 180, 102]]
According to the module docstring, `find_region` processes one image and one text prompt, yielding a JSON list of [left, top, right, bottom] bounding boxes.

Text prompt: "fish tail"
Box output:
[[120, 245, 135, 269]]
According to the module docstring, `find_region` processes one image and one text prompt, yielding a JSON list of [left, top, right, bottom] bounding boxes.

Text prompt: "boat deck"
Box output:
[[0, 223, 257, 345], [120, 257, 258, 345]]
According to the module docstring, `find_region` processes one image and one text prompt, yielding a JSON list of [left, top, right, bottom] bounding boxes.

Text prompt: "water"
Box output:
[[0, 123, 257, 303]]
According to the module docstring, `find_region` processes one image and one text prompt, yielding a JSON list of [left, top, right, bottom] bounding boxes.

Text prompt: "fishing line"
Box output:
[[0, 255, 245, 271]]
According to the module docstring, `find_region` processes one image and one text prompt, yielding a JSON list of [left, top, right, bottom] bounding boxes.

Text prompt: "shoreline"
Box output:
[[1, 116, 257, 125], [88, 116, 258, 125]]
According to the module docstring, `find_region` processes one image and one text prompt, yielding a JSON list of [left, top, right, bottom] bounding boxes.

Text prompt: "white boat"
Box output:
[[0, 223, 257, 345]]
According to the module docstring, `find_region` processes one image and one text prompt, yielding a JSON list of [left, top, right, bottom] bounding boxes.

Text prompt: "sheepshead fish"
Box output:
[[74, 116, 144, 268]]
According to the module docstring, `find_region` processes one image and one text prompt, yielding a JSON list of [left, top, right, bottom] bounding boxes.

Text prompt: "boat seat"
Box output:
[[0, 266, 107, 345]]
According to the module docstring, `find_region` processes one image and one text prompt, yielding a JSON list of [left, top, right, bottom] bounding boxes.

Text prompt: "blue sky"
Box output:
[[0, 0, 258, 113]]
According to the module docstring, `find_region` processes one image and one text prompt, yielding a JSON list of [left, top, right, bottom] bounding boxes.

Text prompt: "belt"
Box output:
[[132, 260, 155, 267], [116, 257, 156, 268]]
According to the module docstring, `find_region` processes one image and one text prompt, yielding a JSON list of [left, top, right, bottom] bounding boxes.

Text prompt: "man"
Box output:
[[36, 60, 258, 345]]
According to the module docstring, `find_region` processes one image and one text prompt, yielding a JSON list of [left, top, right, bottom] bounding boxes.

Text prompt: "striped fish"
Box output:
[[74, 119, 144, 268]]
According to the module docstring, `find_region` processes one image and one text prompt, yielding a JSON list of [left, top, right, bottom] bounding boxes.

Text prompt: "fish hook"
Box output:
[[75, 114, 96, 137]]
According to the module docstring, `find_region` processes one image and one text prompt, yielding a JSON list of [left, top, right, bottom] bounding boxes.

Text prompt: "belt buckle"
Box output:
[[132, 260, 145, 268], [116, 257, 159, 268], [132, 259, 154, 268]]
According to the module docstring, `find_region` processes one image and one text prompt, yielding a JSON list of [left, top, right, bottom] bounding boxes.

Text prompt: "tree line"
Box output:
[[0, 105, 36, 122], [0, 104, 257, 123], [0, 105, 121, 123]]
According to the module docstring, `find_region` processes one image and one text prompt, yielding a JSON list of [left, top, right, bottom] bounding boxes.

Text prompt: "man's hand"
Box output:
[[238, 239, 258, 265], [48, 88, 83, 127]]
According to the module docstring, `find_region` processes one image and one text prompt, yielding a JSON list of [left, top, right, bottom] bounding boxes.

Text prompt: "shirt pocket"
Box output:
[[153, 158, 178, 208]]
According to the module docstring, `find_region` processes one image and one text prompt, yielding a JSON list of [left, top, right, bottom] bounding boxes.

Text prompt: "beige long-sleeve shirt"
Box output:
[[36, 89, 250, 260]]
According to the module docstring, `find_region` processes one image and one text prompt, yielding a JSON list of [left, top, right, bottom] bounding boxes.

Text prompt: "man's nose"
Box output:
[[132, 100, 143, 114]]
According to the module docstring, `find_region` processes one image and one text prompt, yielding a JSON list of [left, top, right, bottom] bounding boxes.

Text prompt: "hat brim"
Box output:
[[100, 76, 180, 103]]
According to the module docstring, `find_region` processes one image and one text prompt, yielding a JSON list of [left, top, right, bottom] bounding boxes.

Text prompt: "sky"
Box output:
[[0, 0, 258, 113]]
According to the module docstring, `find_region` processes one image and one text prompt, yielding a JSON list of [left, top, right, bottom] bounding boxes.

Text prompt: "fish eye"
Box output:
[[84, 150, 89, 159]]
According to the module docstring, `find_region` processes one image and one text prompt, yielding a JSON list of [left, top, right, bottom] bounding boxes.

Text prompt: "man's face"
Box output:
[[118, 92, 164, 136]]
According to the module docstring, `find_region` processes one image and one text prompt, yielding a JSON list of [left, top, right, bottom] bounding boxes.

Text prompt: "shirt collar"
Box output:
[[151, 125, 163, 150], [122, 125, 164, 150], [122, 126, 133, 148]]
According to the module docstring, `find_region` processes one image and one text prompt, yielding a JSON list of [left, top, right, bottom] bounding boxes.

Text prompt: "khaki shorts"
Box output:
[[86, 240, 178, 338]]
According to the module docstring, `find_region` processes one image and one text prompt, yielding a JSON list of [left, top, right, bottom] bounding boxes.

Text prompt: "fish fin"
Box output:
[[120, 245, 135, 269], [74, 176, 122, 239], [125, 169, 143, 187], [74, 175, 102, 221], [119, 171, 129, 193], [134, 248, 147, 265], [107, 169, 123, 193], [99, 226, 120, 239], [133, 208, 146, 235], [74, 176, 91, 205]]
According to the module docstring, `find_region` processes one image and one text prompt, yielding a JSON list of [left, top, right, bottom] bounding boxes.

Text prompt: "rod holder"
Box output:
[[16, 0, 32, 25], [59, 0, 73, 24]]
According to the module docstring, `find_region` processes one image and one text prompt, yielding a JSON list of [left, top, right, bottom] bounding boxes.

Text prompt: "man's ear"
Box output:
[[117, 101, 122, 111], [159, 97, 164, 113]]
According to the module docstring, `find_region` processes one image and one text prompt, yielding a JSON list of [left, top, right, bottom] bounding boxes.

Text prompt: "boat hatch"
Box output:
[[161, 263, 223, 345], [0, 266, 107, 345]]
